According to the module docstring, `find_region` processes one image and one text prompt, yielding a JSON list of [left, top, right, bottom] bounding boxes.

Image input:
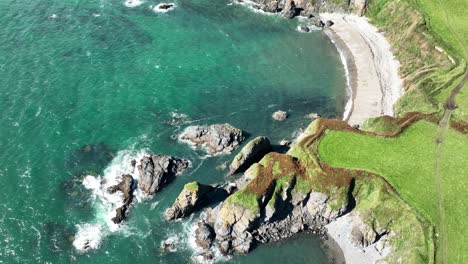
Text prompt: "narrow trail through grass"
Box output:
[[433, 0, 468, 261]]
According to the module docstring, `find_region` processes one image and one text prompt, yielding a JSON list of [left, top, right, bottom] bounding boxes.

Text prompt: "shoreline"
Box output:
[[321, 13, 404, 126]]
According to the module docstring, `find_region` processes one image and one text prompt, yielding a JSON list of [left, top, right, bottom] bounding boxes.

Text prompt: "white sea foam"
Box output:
[[153, 3, 176, 13], [73, 223, 103, 252], [232, 0, 275, 16], [124, 0, 144, 8], [73, 149, 150, 252], [169, 111, 188, 119], [184, 215, 230, 263], [333, 39, 353, 121]]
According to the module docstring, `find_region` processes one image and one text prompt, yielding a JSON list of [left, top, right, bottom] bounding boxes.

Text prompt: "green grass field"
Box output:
[[317, 120, 468, 263], [366, 0, 467, 121]]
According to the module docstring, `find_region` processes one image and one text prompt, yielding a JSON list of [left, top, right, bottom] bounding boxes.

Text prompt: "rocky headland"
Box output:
[[164, 118, 430, 263]]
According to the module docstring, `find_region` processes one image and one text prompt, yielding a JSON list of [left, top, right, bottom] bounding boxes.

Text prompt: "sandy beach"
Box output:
[[321, 13, 403, 126]]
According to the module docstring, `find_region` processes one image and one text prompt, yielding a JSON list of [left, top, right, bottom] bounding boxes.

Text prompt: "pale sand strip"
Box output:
[[321, 13, 403, 126]]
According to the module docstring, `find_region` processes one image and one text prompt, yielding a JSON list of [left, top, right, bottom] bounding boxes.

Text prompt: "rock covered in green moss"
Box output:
[[228, 136, 271, 176], [164, 182, 214, 220]]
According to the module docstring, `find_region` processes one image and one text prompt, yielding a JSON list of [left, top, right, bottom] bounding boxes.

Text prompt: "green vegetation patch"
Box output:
[[226, 189, 260, 215], [184, 181, 200, 192], [317, 120, 468, 263], [361, 115, 401, 134], [353, 176, 433, 263], [367, 0, 467, 121]]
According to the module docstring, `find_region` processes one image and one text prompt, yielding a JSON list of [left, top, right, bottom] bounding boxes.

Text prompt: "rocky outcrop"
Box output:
[[178, 124, 245, 155], [249, 0, 367, 18], [138, 155, 189, 195], [164, 182, 214, 220], [194, 152, 350, 257], [228, 136, 271, 176], [282, 0, 299, 19], [213, 201, 259, 255], [108, 174, 134, 224], [272, 110, 288, 121], [195, 221, 215, 250]]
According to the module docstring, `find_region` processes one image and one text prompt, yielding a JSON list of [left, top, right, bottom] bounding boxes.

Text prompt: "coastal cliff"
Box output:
[[174, 116, 435, 263], [249, 0, 368, 18]]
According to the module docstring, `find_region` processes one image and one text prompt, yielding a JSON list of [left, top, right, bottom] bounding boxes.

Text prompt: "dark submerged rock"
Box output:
[[67, 143, 115, 172]]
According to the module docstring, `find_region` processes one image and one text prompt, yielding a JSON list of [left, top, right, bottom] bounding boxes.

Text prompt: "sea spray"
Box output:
[[337, 46, 353, 121], [73, 149, 150, 252]]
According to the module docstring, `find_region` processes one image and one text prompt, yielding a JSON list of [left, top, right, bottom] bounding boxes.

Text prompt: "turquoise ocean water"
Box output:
[[0, 0, 346, 262]]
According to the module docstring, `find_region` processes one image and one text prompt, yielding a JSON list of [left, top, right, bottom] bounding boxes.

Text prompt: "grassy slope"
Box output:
[[317, 120, 468, 263], [366, 0, 467, 121], [415, 0, 468, 121], [226, 125, 432, 263]]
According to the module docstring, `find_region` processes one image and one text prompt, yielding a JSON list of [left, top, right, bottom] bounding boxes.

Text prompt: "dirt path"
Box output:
[[433, 0, 467, 259]]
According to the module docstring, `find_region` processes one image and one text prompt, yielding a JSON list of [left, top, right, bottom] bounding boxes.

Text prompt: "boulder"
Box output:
[[178, 124, 245, 155], [195, 221, 215, 250], [228, 136, 271, 176], [325, 20, 334, 27], [138, 155, 189, 195], [272, 110, 288, 121], [164, 182, 214, 220]]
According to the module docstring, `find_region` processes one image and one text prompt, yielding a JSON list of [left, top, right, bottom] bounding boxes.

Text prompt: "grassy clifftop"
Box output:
[[366, 0, 467, 121], [226, 116, 436, 263], [318, 114, 468, 263]]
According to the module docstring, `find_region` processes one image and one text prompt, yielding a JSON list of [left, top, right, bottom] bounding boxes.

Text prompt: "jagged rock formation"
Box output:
[[108, 174, 134, 224], [182, 118, 431, 262], [138, 155, 190, 195], [248, 0, 368, 18], [178, 124, 245, 155], [164, 182, 215, 220], [228, 136, 271, 176], [195, 221, 216, 250]]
